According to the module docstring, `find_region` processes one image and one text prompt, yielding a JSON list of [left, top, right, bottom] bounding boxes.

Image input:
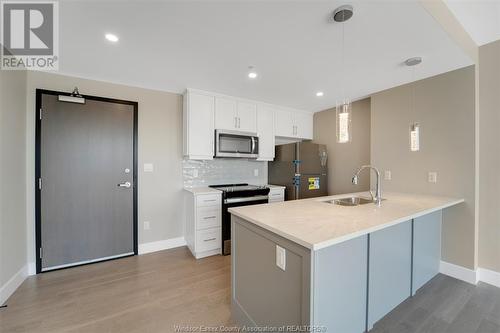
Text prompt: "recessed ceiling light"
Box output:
[[247, 66, 258, 79], [105, 33, 119, 43], [316, 91, 324, 97]]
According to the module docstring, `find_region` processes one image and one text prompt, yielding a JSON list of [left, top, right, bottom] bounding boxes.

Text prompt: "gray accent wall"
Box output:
[[371, 66, 476, 270], [478, 40, 500, 273], [313, 98, 371, 195], [0, 70, 27, 292]]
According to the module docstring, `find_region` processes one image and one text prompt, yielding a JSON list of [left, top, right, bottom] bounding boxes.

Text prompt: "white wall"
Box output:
[[25, 71, 184, 270], [0, 70, 28, 303]]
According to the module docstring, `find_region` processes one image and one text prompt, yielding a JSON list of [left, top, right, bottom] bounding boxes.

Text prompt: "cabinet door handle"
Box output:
[[204, 238, 216, 242], [234, 117, 237, 128], [203, 216, 216, 219], [238, 117, 241, 128], [204, 199, 216, 202]]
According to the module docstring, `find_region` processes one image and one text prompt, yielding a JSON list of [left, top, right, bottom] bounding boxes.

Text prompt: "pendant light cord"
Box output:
[[411, 66, 416, 120], [341, 20, 346, 104]]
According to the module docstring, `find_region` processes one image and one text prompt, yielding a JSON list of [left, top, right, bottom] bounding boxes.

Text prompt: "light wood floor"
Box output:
[[0, 247, 232, 333], [1, 247, 498, 333]]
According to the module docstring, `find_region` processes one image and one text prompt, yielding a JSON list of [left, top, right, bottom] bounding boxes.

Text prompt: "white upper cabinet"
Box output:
[[294, 112, 313, 140], [184, 88, 312, 160], [215, 97, 237, 130], [257, 105, 276, 161], [275, 108, 313, 140], [237, 101, 257, 133], [183, 91, 215, 160], [215, 97, 257, 133], [275, 109, 294, 137]]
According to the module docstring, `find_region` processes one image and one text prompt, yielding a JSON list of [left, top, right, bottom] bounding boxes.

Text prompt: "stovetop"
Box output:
[[209, 183, 268, 192], [209, 183, 270, 198]]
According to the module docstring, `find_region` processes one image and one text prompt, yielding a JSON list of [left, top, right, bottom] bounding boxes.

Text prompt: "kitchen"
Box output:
[[0, 1, 499, 333]]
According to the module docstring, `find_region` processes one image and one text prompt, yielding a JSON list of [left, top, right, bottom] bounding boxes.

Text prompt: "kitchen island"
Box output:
[[228, 192, 464, 333]]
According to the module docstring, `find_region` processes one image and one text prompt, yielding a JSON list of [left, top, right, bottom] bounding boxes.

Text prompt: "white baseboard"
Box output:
[[138, 236, 186, 255], [0, 264, 28, 306], [28, 262, 36, 276], [478, 267, 500, 288], [440, 261, 477, 285]]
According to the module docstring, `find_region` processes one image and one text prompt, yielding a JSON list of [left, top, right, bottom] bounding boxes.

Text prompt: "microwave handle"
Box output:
[[251, 136, 255, 153]]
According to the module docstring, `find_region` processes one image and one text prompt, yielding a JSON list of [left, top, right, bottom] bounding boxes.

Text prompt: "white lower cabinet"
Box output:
[[185, 190, 222, 259], [268, 187, 285, 203]]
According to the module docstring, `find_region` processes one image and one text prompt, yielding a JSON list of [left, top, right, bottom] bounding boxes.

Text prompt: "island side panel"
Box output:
[[368, 220, 412, 329], [231, 215, 311, 328], [412, 210, 442, 294], [312, 235, 368, 333]]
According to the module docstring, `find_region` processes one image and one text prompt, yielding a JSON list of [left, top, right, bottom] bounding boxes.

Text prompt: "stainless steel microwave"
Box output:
[[215, 130, 259, 158]]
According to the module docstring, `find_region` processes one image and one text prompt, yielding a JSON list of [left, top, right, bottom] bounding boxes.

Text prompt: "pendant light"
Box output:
[[405, 57, 422, 152], [333, 5, 354, 143]]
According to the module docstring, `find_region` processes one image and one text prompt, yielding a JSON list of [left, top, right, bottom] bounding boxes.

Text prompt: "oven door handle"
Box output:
[[224, 195, 269, 204]]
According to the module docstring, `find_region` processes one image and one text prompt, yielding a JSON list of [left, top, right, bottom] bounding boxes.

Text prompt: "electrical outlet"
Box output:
[[143, 221, 150, 230], [254, 169, 259, 177], [276, 245, 286, 271], [143, 163, 154, 172], [428, 172, 438, 183], [384, 170, 392, 181]]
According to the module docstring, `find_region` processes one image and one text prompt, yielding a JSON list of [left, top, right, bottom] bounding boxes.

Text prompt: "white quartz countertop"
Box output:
[[229, 192, 464, 251]]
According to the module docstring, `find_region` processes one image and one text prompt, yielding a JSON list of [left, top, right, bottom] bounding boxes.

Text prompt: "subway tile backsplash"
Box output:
[[182, 158, 268, 188]]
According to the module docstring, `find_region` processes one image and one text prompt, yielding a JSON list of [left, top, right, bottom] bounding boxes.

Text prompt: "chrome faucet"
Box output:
[[352, 165, 382, 206]]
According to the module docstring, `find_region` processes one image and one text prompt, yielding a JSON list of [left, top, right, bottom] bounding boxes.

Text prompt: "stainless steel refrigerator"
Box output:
[[268, 142, 328, 200]]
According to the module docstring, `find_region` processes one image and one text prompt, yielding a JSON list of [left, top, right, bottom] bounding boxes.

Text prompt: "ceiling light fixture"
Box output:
[[247, 66, 258, 79], [333, 5, 354, 144], [105, 33, 119, 43], [316, 91, 324, 97], [405, 57, 423, 152]]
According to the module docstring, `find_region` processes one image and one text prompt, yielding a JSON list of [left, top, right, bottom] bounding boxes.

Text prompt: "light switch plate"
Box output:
[[143, 221, 150, 230], [254, 169, 259, 177], [192, 169, 199, 178], [428, 172, 437, 183], [143, 163, 154, 172], [384, 170, 392, 181], [276, 245, 286, 271]]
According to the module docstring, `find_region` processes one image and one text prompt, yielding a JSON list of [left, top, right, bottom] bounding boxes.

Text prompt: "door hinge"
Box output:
[[38, 178, 42, 190], [39, 247, 43, 259]]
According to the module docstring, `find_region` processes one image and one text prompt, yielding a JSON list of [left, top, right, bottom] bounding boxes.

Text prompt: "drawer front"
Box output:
[[269, 189, 284, 202], [196, 208, 221, 230], [196, 194, 221, 208], [196, 227, 221, 253]]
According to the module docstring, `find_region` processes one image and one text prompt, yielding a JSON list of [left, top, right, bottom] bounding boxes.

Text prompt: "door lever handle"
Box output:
[[117, 181, 131, 188]]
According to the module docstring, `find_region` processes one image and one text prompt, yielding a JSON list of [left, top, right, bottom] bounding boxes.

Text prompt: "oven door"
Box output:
[[215, 130, 259, 158], [222, 195, 268, 255]]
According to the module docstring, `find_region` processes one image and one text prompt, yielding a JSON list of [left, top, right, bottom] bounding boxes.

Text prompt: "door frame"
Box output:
[[35, 89, 139, 274]]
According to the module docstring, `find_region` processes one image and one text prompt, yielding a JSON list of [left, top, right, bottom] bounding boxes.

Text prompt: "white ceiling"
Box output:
[[57, 1, 473, 112], [445, 0, 500, 46]]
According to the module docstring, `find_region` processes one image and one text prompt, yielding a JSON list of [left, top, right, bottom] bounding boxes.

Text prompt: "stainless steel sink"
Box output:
[[323, 196, 383, 206]]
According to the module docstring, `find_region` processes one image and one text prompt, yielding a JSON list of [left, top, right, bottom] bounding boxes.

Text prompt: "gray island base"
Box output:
[[229, 192, 463, 333]]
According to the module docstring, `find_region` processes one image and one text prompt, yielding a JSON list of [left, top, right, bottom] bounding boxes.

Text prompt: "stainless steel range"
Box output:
[[209, 183, 270, 255]]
